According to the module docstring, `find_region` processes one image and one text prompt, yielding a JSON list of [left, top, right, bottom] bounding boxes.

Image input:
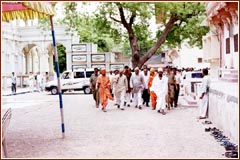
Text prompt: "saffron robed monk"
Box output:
[[97, 68, 114, 112], [148, 68, 157, 110]]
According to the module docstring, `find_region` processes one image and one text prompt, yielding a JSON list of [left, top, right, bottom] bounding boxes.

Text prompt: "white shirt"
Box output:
[[11, 75, 17, 84], [115, 74, 128, 92], [151, 75, 168, 96], [130, 73, 145, 91], [37, 74, 42, 83], [201, 75, 210, 95], [141, 71, 150, 89], [111, 74, 118, 90], [175, 73, 181, 84]]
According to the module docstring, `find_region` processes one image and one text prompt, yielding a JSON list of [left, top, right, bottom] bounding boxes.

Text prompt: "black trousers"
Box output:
[[142, 89, 150, 104], [12, 83, 16, 93], [174, 84, 180, 106]]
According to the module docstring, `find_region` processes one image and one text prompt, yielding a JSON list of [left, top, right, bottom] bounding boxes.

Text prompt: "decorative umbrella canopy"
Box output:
[[2, 2, 55, 22], [2, 2, 65, 140]]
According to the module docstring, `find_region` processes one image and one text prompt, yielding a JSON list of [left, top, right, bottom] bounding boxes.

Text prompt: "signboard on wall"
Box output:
[[72, 65, 87, 70], [110, 64, 124, 70], [91, 64, 105, 69], [91, 54, 105, 62], [72, 55, 87, 62], [72, 44, 87, 52]]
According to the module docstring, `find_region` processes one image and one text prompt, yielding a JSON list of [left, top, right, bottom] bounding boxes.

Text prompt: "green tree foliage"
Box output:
[[53, 44, 66, 73], [57, 2, 119, 52], [95, 2, 209, 68]]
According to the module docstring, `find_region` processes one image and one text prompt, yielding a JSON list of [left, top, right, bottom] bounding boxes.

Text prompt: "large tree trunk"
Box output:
[[130, 37, 141, 69]]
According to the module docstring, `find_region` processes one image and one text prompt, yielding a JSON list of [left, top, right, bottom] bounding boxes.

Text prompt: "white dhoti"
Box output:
[[116, 90, 126, 109], [133, 90, 142, 107], [199, 94, 209, 117], [125, 92, 131, 105], [156, 94, 166, 110]]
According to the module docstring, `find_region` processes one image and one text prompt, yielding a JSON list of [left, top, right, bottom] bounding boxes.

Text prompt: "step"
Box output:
[[180, 96, 198, 107], [183, 96, 197, 105], [220, 77, 238, 83], [223, 73, 238, 78], [220, 69, 238, 74]]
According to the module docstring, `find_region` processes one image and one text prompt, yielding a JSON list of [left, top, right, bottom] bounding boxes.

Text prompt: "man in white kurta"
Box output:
[[115, 70, 128, 110], [151, 68, 168, 115], [198, 69, 210, 119], [111, 70, 119, 105], [141, 68, 150, 107], [130, 67, 145, 109]]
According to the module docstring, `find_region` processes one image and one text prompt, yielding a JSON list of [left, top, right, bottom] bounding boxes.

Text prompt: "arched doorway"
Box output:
[[22, 44, 41, 74]]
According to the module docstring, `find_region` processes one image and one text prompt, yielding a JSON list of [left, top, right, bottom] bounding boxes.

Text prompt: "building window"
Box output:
[[234, 34, 238, 52], [197, 58, 202, 63], [226, 38, 230, 54]]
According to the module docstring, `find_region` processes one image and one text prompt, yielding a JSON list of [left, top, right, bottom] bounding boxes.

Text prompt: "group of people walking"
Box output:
[[10, 72, 49, 94], [90, 65, 182, 114]]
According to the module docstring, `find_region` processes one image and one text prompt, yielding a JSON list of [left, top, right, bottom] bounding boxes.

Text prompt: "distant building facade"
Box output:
[[67, 43, 131, 72]]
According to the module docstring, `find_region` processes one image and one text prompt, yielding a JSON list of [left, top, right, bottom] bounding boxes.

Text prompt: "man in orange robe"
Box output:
[[97, 68, 114, 112], [148, 68, 157, 110]]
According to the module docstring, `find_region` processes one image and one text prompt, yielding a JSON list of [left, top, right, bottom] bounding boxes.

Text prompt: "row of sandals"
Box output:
[[204, 123, 238, 158]]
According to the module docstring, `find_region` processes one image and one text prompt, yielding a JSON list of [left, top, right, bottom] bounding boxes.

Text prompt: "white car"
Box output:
[[45, 69, 94, 95], [181, 71, 203, 97]]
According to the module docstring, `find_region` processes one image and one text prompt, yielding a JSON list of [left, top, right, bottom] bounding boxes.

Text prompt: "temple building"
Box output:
[[202, 2, 238, 143]]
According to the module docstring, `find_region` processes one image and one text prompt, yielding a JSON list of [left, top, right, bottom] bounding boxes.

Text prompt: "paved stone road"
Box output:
[[2, 91, 227, 158]]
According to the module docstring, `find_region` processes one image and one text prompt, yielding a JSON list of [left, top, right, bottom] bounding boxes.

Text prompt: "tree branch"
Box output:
[[129, 11, 136, 26], [116, 2, 128, 28], [140, 14, 179, 64], [109, 14, 122, 23]]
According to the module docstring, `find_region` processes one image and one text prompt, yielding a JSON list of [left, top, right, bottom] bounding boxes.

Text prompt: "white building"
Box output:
[[1, 21, 74, 89], [173, 43, 210, 69], [202, 2, 238, 143]]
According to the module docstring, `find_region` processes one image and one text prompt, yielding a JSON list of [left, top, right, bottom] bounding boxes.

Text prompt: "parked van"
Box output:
[[182, 71, 203, 96], [45, 69, 94, 95]]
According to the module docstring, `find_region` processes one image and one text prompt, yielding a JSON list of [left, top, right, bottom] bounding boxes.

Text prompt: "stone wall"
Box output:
[[208, 81, 238, 143]]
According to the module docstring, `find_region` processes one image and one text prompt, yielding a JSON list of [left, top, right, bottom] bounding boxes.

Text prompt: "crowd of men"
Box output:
[[89, 65, 182, 114]]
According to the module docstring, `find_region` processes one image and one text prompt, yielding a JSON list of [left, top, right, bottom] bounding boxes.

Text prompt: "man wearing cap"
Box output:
[[97, 68, 114, 112], [166, 66, 176, 109], [151, 68, 168, 115], [148, 68, 157, 110], [115, 70, 128, 110], [130, 67, 145, 109], [142, 68, 150, 107], [124, 66, 132, 107], [111, 70, 119, 106], [90, 68, 100, 108]]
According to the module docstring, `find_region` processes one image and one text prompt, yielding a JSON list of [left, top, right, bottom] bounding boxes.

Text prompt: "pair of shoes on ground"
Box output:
[[157, 110, 166, 115], [101, 107, 107, 112], [197, 116, 207, 119], [202, 120, 212, 124], [225, 150, 238, 158], [135, 105, 142, 109]]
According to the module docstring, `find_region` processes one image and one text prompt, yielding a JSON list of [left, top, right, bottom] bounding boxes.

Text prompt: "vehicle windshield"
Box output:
[[192, 73, 203, 78], [86, 71, 94, 78], [61, 72, 71, 79], [74, 72, 85, 78]]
